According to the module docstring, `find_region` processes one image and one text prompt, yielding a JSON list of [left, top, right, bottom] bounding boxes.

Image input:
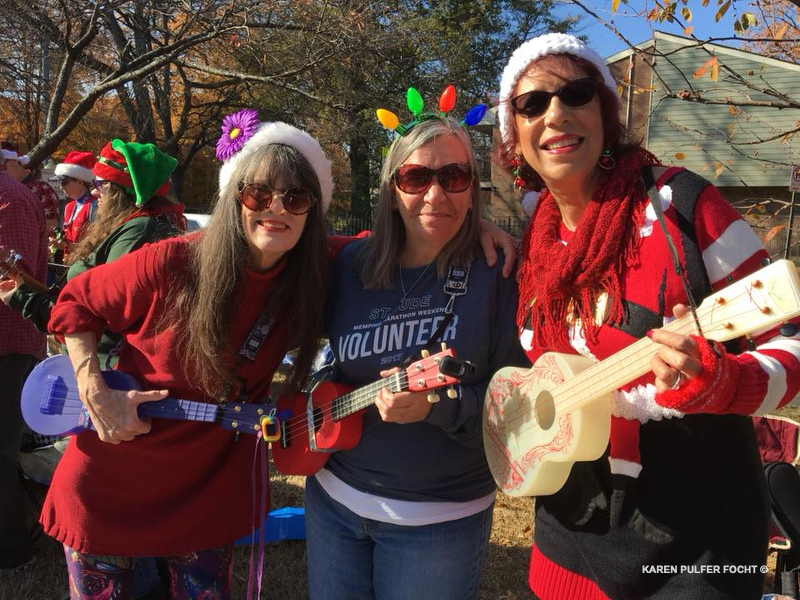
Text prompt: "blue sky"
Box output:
[[553, 0, 743, 57]]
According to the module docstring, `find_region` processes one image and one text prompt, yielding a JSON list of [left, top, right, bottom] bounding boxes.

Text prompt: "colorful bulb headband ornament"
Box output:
[[376, 85, 488, 136]]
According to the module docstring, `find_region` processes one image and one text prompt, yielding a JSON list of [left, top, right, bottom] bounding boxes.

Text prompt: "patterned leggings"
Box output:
[[64, 543, 234, 600]]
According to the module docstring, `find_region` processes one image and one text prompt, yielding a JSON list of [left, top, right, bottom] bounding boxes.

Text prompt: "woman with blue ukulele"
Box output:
[[303, 91, 527, 600], [44, 113, 333, 598], [493, 33, 800, 599]]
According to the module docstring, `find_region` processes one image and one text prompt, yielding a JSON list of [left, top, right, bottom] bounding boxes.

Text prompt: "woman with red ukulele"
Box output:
[[497, 32, 800, 599], [45, 111, 332, 598], [304, 99, 527, 599]]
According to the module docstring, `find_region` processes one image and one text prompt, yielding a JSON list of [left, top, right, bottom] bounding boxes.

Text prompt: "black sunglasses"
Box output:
[[393, 163, 472, 195], [511, 78, 600, 119], [60, 176, 76, 184], [93, 180, 110, 190], [238, 183, 315, 215]]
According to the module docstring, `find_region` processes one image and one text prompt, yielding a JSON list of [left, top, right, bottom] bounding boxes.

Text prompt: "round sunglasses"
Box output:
[[511, 77, 600, 119], [238, 182, 315, 215], [393, 163, 472, 195]]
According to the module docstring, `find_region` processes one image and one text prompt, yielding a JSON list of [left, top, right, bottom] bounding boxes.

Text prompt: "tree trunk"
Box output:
[[349, 120, 371, 218]]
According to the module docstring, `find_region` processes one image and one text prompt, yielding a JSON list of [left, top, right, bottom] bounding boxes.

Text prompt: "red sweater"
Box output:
[[522, 168, 800, 599], [44, 235, 290, 556]]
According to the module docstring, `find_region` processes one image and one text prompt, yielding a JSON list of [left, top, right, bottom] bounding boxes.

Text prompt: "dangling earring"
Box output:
[[598, 148, 616, 170], [511, 154, 527, 190]]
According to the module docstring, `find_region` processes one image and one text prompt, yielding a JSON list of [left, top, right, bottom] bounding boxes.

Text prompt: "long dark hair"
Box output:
[[68, 184, 142, 263], [171, 143, 328, 398]]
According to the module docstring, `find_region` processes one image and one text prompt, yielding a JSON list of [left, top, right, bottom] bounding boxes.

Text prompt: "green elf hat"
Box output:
[[93, 139, 178, 206]]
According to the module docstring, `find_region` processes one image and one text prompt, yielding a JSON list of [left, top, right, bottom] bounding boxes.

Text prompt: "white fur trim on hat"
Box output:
[[521, 190, 541, 217], [218, 121, 334, 212], [2, 149, 29, 166], [498, 33, 619, 148], [54, 162, 94, 183]]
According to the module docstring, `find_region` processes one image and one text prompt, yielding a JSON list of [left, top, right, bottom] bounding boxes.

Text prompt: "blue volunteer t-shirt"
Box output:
[[324, 239, 527, 503]]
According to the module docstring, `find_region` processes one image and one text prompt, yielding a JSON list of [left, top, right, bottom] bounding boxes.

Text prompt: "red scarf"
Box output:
[[122, 198, 187, 232], [517, 147, 658, 352]]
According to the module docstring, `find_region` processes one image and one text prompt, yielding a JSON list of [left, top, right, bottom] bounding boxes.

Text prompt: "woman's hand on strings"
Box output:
[[649, 304, 703, 392], [64, 331, 167, 444], [0, 274, 22, 306], [78, 373, 165, 444], [375, 367, 433, 424]]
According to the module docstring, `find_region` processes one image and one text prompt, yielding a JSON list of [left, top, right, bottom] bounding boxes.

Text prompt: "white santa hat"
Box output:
[[498, 32, 619, 149], [54, 150, 96, 183], [217, 116, 333, 212], [1, 149, 30, 166]]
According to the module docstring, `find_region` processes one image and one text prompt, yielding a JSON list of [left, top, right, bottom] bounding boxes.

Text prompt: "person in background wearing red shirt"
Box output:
[[0, 166, 47, 576], [54, 150, 97, 258], [45, 111, 331, 598], [1, 144, 59, 234]]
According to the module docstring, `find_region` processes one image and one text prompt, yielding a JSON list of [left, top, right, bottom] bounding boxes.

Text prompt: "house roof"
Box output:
[[605, 31, 800, 73]]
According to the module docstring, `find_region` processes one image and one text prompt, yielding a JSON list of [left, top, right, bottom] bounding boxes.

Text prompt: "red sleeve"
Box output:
[[687, 181, 800, 415], [326, 230, 370, 257], [49, 237, 186, 340]]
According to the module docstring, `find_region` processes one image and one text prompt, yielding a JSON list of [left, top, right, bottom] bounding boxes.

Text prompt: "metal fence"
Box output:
[[326, 212, 529, 239]]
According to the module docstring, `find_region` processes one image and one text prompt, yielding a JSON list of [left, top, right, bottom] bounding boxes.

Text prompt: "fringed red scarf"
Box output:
[[517, 147, 659, 351]]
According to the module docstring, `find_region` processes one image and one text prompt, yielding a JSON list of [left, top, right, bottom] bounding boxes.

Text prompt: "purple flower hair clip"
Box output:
[[215, 109, 261, 161]]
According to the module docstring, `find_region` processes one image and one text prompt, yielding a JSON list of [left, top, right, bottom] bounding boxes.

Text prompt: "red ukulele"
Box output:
[[272, 346, 475, 475]]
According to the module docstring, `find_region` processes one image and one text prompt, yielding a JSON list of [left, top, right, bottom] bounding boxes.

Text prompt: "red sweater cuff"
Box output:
[[655, 336, 744, 414]]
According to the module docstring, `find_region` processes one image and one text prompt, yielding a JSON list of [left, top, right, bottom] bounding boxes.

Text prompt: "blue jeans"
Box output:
[[305, 475, 493, 600]]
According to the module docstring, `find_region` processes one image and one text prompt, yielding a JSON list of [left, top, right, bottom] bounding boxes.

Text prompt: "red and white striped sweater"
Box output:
[[520, 166, 800, 600]]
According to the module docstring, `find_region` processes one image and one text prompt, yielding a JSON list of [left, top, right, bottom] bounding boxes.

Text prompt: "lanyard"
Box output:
[[402, 263, 470, 365]]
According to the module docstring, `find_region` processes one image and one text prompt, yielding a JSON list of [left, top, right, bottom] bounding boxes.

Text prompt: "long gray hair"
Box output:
[[171, 143, 328, 397], [358, 117, 482, 289]]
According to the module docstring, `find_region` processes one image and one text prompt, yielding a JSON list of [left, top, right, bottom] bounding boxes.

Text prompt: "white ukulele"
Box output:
[[483, 259, 800, 497]]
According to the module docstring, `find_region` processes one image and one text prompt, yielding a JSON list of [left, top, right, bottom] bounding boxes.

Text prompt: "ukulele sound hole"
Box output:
[[534, 391, 555, 430]]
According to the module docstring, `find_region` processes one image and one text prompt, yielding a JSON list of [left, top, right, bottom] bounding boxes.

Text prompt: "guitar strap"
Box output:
[[221, 306, 275, 409], [641, 167, 706, 337]]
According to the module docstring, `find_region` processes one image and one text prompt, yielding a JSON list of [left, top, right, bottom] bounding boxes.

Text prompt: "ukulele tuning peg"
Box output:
[[421, 349, 430, 358], [440, 342, 447, 351], [447, 387, 457, 399], [427, 392, 439, 404]]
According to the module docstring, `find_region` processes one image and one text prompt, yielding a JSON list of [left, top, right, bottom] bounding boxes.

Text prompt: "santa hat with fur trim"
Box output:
[[498, 32, 619, 149], [54, 150, 96, 183], [216, 109, 333, 212], [1, 149, 29, 166]]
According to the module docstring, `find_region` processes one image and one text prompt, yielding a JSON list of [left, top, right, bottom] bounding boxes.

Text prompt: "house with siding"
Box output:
[[485, 31, 800, 254]]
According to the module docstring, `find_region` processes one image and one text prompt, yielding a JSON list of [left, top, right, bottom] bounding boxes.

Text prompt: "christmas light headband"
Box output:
[[376, 85, 488, 136]]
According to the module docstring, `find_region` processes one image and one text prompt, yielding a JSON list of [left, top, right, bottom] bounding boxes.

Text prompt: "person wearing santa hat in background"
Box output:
[[54, 150, 98, 258]]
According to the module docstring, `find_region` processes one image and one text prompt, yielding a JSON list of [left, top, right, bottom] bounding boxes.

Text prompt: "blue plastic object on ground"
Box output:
[[235, 507, 306, 545]]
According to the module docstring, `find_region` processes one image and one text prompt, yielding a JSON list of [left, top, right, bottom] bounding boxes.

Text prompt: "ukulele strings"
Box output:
[[48, 372, 419, 445], [279, 372, 414, 445], [495, 286, 778, 436]]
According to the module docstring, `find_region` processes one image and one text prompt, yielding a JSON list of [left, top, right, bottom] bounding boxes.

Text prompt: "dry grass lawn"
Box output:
[[0, 465, 535, 600], [7, 405, 799, 599]]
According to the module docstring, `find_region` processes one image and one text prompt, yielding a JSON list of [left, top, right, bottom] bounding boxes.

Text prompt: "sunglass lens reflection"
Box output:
[[240, 185, 312, 215], [513, 78, 598, 118], [395, 164, 471, 194]]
